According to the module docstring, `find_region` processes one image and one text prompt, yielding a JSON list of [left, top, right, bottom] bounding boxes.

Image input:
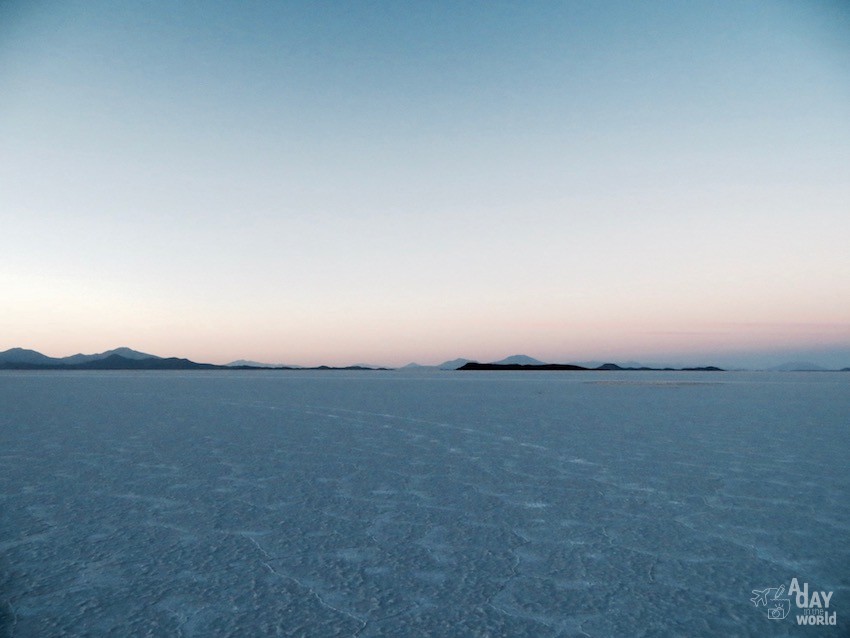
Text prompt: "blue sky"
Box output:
[[2, 1, 849, 367]]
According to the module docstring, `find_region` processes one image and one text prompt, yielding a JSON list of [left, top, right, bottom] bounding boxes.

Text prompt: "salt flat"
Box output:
[[0, 370, 847, 636]]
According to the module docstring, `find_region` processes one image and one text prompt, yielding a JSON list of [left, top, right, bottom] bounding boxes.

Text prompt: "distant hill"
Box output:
[[768, 362, 829, 372], [312, 365, 388, 371], [460, 362, 589, 371], [226, 359, 301, 368], [0, 347, 158, 366], [492, 354, 547, 366], [0, 348, 61, 365], [398, 360, 476, 371], [596, 363, 624, 370], [62, 347, 160, 365], [572, 360, 677, 370], [459, 362, 724, 372], [78, 355, 217, 370], [595, 362, 677, 371], [438, 358, 477, 370], [478, 356, 694, 370], [0, 353, 218, 370]]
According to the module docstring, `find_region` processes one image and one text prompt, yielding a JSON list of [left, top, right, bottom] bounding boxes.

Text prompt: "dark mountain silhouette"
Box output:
[[62, 347, 159, 365], [460, 363, 589, 371], [0, 346, 158, 366], [78, 355, 217, 370], [455, 356, 721, 372], [0, 354, 217, 370], [597, 362, 679, 371], [572, 360, 670, 369], [0, 348, 387, 371], [225, 359, 299, 368], [312, 365, 389, 371], [458, 361, 724, 372]]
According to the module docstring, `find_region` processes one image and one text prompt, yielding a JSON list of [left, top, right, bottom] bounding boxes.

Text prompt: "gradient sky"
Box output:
[[2, 1, 849, 367]]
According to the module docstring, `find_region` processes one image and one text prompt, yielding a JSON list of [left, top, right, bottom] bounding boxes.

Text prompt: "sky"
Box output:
[[2, 1, 849, 368]]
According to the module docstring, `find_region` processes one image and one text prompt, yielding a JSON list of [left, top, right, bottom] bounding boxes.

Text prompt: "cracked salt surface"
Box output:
[[0, 370, 847, 636]]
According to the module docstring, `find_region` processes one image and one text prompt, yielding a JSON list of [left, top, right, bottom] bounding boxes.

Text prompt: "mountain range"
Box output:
[[0, 348, 846, 372], [0, 347, 159, 366], [0, 347, 218, 370], [0, 348, 384, 371]]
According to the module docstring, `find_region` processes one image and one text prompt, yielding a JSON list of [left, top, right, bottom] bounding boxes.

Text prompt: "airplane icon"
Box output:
[[751, 589, 770, 606], [752, 584, 786, 607]]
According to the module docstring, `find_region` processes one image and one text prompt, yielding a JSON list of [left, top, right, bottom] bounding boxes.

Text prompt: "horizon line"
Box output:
[[2, 345, 848, 372]]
